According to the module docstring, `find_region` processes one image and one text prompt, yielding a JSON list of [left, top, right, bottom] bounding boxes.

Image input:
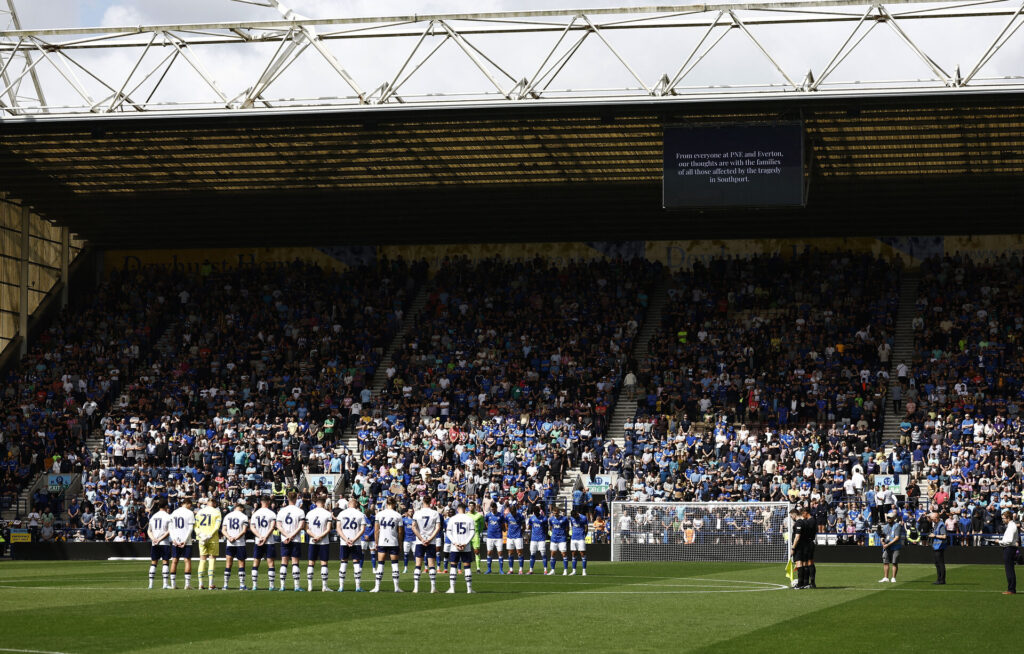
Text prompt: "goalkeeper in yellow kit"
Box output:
[[195, 498, 223, 590]]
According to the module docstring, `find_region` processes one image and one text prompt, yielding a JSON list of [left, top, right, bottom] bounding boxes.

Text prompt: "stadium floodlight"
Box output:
[[610, 501, 790, 563]]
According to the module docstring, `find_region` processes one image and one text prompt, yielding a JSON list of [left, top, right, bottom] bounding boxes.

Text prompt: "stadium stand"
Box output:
[[4, 249, 1021, 548]]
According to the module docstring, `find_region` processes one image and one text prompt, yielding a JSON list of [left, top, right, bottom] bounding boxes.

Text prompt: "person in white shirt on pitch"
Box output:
[[445, 503, 476, 594], [147, 500, 172, 589], [412, 502, 441, 593], [276, 492, 306, 591], [221, 502, 250, 590], [336, 497, 368, 592], [372, 496, 405, 592], [249, 496, 279, 590], [305, 495, 334, 592], [168, 498, 196, 589], [998, 509, 1020, 595]]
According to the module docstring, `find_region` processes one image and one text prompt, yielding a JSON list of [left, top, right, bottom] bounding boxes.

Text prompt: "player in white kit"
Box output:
[[412, 501, 441, 593], [305, 495, 334, 592], [445, 503, 476, 594], [249, 496, 279, 590], [372, 496, 405, 592], [147, 500, 172, 589], [168, 498, 196, 589], [276, 492, 306, 592], [221, 502, 250, 590], [336, 497, 368, 592]]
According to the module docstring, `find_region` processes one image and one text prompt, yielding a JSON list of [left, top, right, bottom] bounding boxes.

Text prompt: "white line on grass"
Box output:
[[0, 648, 74, 654]]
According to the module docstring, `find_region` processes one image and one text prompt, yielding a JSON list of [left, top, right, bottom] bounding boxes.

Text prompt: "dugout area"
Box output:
[[0, 90, 1022, 249]]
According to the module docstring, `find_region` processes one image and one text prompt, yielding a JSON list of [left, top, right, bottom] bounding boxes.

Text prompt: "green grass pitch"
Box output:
[[0, 559, 1018, 653]]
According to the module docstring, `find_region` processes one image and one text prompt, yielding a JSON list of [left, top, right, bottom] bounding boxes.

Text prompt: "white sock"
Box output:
[[428, 567, 436, 590], [354, 564, 362, 590], [391, 560, 400, 590], [148, 564, 155, 587], [162, 564, 169, 585]]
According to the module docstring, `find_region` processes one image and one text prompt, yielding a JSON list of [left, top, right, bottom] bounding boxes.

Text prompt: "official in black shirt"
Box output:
[[797, 506, 818, 588]]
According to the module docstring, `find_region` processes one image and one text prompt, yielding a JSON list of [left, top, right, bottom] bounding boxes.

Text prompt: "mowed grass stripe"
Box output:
[[1, 561, 1018, 653]]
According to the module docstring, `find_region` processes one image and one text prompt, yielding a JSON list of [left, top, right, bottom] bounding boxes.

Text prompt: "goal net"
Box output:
[[610, 502, 790, 563]]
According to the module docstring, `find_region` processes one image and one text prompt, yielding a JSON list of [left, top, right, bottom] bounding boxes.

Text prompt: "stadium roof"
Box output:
[[1, 90, 1022, 247]]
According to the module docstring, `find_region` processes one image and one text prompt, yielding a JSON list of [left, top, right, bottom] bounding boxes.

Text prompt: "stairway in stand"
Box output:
[[554, 272, 671, 506], [881, 268, 922, 446], [342, 284, 430, 452]]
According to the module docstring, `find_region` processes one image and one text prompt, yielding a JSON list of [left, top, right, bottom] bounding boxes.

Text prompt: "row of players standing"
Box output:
[[145, 493, 590, 593]]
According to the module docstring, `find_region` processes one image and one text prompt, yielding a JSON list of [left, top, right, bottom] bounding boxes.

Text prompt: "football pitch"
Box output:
[[0, 560, 1017, 653]]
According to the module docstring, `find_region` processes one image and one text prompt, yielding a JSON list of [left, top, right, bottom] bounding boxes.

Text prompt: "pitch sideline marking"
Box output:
[[0, 648, 74, 654]]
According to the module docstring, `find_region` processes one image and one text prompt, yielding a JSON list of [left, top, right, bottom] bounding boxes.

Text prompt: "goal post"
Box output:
[[610, 501, 791, 563]]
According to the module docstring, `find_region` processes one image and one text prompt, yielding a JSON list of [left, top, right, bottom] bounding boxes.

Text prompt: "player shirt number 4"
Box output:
[[446, 514, 476, 547], [376, 508, 404, 547]]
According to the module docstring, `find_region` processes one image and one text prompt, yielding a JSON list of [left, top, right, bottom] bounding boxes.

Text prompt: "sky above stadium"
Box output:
[[4, 1, 1023, 110]]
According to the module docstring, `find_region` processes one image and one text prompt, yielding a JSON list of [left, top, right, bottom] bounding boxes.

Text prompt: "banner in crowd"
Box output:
[[104, 234, 1024, 275], [47, 475, 71, 493], [9, 529, 31, 543], [872, 474, 907, 494], [304, 474, 341, 494], [588, 474, 616, 494]]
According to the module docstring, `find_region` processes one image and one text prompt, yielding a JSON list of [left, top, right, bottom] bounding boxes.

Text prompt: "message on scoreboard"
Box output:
[[663, 123, 804, 208]]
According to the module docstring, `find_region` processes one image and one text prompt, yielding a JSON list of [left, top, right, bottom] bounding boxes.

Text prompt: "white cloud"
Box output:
[[100, 5, 144, 27]]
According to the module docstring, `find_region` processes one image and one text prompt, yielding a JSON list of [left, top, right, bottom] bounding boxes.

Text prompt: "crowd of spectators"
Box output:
[[607, 253, 1022, 547], [1, 269, 197, 514], [5, 250, 1022, 550]]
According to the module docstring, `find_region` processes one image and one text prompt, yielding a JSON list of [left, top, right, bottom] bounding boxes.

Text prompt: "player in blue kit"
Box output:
[[484, 503, 506, 574], [402, 508, 416, 573], [527, 506, 548, 574], [569, 509, 589, 576], [362, 510, 377, 574], [439, 508, 453, 574], [505, 504, 526, 574], [547, 505, 570, 576]]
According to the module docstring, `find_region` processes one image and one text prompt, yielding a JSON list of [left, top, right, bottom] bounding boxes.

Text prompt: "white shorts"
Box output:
[[443, 543, 451, 553], [551, 541, 567, 553], [403, 541, 415, 554], [529, 540, 547, 554], [486, 538, 504, 552], [508, 537, 524, 551], [570, 539, 586, 552], [361, 541, 375, 551]]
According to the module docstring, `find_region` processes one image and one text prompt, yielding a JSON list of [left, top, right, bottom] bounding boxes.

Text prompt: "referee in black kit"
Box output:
[[791, 504, 818, 589]]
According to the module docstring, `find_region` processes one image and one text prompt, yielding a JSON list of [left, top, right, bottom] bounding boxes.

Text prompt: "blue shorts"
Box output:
[[280, 541, 301, 559], [226, 545, 247, 561], [415, 543, 437, 560], [150, 544, 171, 561], [448, 551, 473, 566], [307, 543, 330, 562], [254, 543, 278, 560], [171, 545, 192, 559], [377, 545, 399, 557], [340, 545, 364, 562]]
